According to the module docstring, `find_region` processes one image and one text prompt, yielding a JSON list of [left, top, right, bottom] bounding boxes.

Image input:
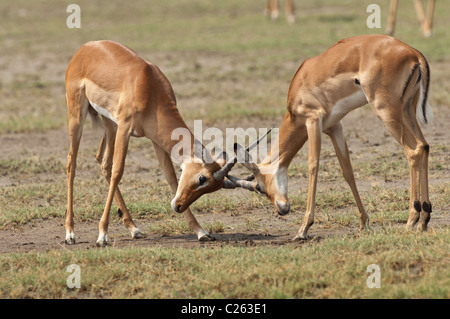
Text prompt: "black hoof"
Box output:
[[96, 240, 109, 247], [65, 238, 76, 245], [199, 234, 216, 242]]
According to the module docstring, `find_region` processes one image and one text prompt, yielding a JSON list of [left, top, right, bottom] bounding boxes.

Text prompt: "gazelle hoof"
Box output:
[[132, 228, 146, 239], [292, 234, 308, 241], [65, 232, 76, 245], [417, 224, 428, 232], [96, 240, 109, 247], [65, 238, 76, 245], [199, 234, 216, 242], [96, 233, 109, 247]]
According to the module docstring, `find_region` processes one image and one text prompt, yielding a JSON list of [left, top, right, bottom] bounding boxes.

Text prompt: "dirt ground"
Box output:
[[1, 100, 448, 254]]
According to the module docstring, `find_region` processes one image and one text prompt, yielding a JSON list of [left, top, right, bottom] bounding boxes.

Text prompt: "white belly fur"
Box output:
[[322, 89, 367, 130], [89, 100, 118, 125]]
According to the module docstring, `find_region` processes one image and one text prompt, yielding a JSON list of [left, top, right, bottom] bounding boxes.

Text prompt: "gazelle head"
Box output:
[[170, 157, 236, 213], [170, 130, 273, 213], [226, 143, 290, 216], [170, 131, 271, 214]]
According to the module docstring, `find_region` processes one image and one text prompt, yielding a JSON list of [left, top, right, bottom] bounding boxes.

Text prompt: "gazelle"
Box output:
[[65, 40, 240, 246], [229, 34, 433, 240]]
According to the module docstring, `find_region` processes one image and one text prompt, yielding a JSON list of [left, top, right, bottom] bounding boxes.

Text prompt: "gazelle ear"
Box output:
[[193, 139, 215, 164], [212, 155, 237, 181], [214, 151, 229, 167]]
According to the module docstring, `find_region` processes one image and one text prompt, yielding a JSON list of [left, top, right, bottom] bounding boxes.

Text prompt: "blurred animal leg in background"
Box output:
[[265, 0, 295, 24], [386, 0, 435, 38]]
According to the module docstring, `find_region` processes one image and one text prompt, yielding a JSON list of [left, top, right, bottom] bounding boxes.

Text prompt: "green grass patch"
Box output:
[[1, 225, 448, 298], [0, 157, 64, 178]]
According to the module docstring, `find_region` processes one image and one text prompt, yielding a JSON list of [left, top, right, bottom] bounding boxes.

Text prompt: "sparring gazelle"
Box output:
[[228, 35, 433, 240], [65, 40, 246, 246]]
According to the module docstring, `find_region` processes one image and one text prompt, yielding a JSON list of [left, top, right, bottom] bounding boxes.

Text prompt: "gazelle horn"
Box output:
[[233, 143, 260, 175], [225, 174, 255, 191], [213, 128, 272, 181], [222, 179, 237, 189]]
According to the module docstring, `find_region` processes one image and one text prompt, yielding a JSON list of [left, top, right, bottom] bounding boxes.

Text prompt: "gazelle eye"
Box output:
[[255, 184, 266, 195], [199, 176, 207, 185]]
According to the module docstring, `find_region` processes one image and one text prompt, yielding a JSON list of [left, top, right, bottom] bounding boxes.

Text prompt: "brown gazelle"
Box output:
[[229, 35, 433, 240], [65, 40, 241, 246]]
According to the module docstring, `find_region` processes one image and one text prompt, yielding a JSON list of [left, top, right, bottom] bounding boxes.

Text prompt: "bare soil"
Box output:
[[0, 101, 449, 253]]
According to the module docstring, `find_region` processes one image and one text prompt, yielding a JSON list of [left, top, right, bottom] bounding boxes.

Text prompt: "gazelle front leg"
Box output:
[[65, 92, 88, 245], [294, 118, 322, 240], [152, 142, 214, 241], [96, 124, 131, 247], [65, 124, 83, 245]]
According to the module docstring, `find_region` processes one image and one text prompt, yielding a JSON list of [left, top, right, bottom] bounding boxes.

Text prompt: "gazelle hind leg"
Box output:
[[417, 142, 431, 231], [368, 96, 430, 230], [326, 122, 369, 231], [96, 123, 131, 246], [65, 90, 89, 244], [399, 92, 431, 230], [151, 141, 213, 241], [95, 120, 144, 239], [403, 124, 429, 229], [406, 98, 432, 231]]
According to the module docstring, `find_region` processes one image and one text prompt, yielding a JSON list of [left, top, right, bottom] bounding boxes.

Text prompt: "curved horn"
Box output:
[[236, 128, 272, 175], [212, 128, 272, 181], [226, 174, 255, 191], [245, 174, 255, 181], [222, 179, 237, 189], [234, 143, 260, 175], [246, 128, 272, 152], [213, 155, 237, 181]]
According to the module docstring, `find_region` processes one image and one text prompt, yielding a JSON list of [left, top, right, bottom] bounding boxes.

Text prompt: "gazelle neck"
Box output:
[[145, 104, 199, 164], [261, 111, 308, 172]]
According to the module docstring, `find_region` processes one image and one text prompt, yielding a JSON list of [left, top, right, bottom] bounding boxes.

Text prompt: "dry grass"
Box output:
[[0, 0, 449, 299]]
